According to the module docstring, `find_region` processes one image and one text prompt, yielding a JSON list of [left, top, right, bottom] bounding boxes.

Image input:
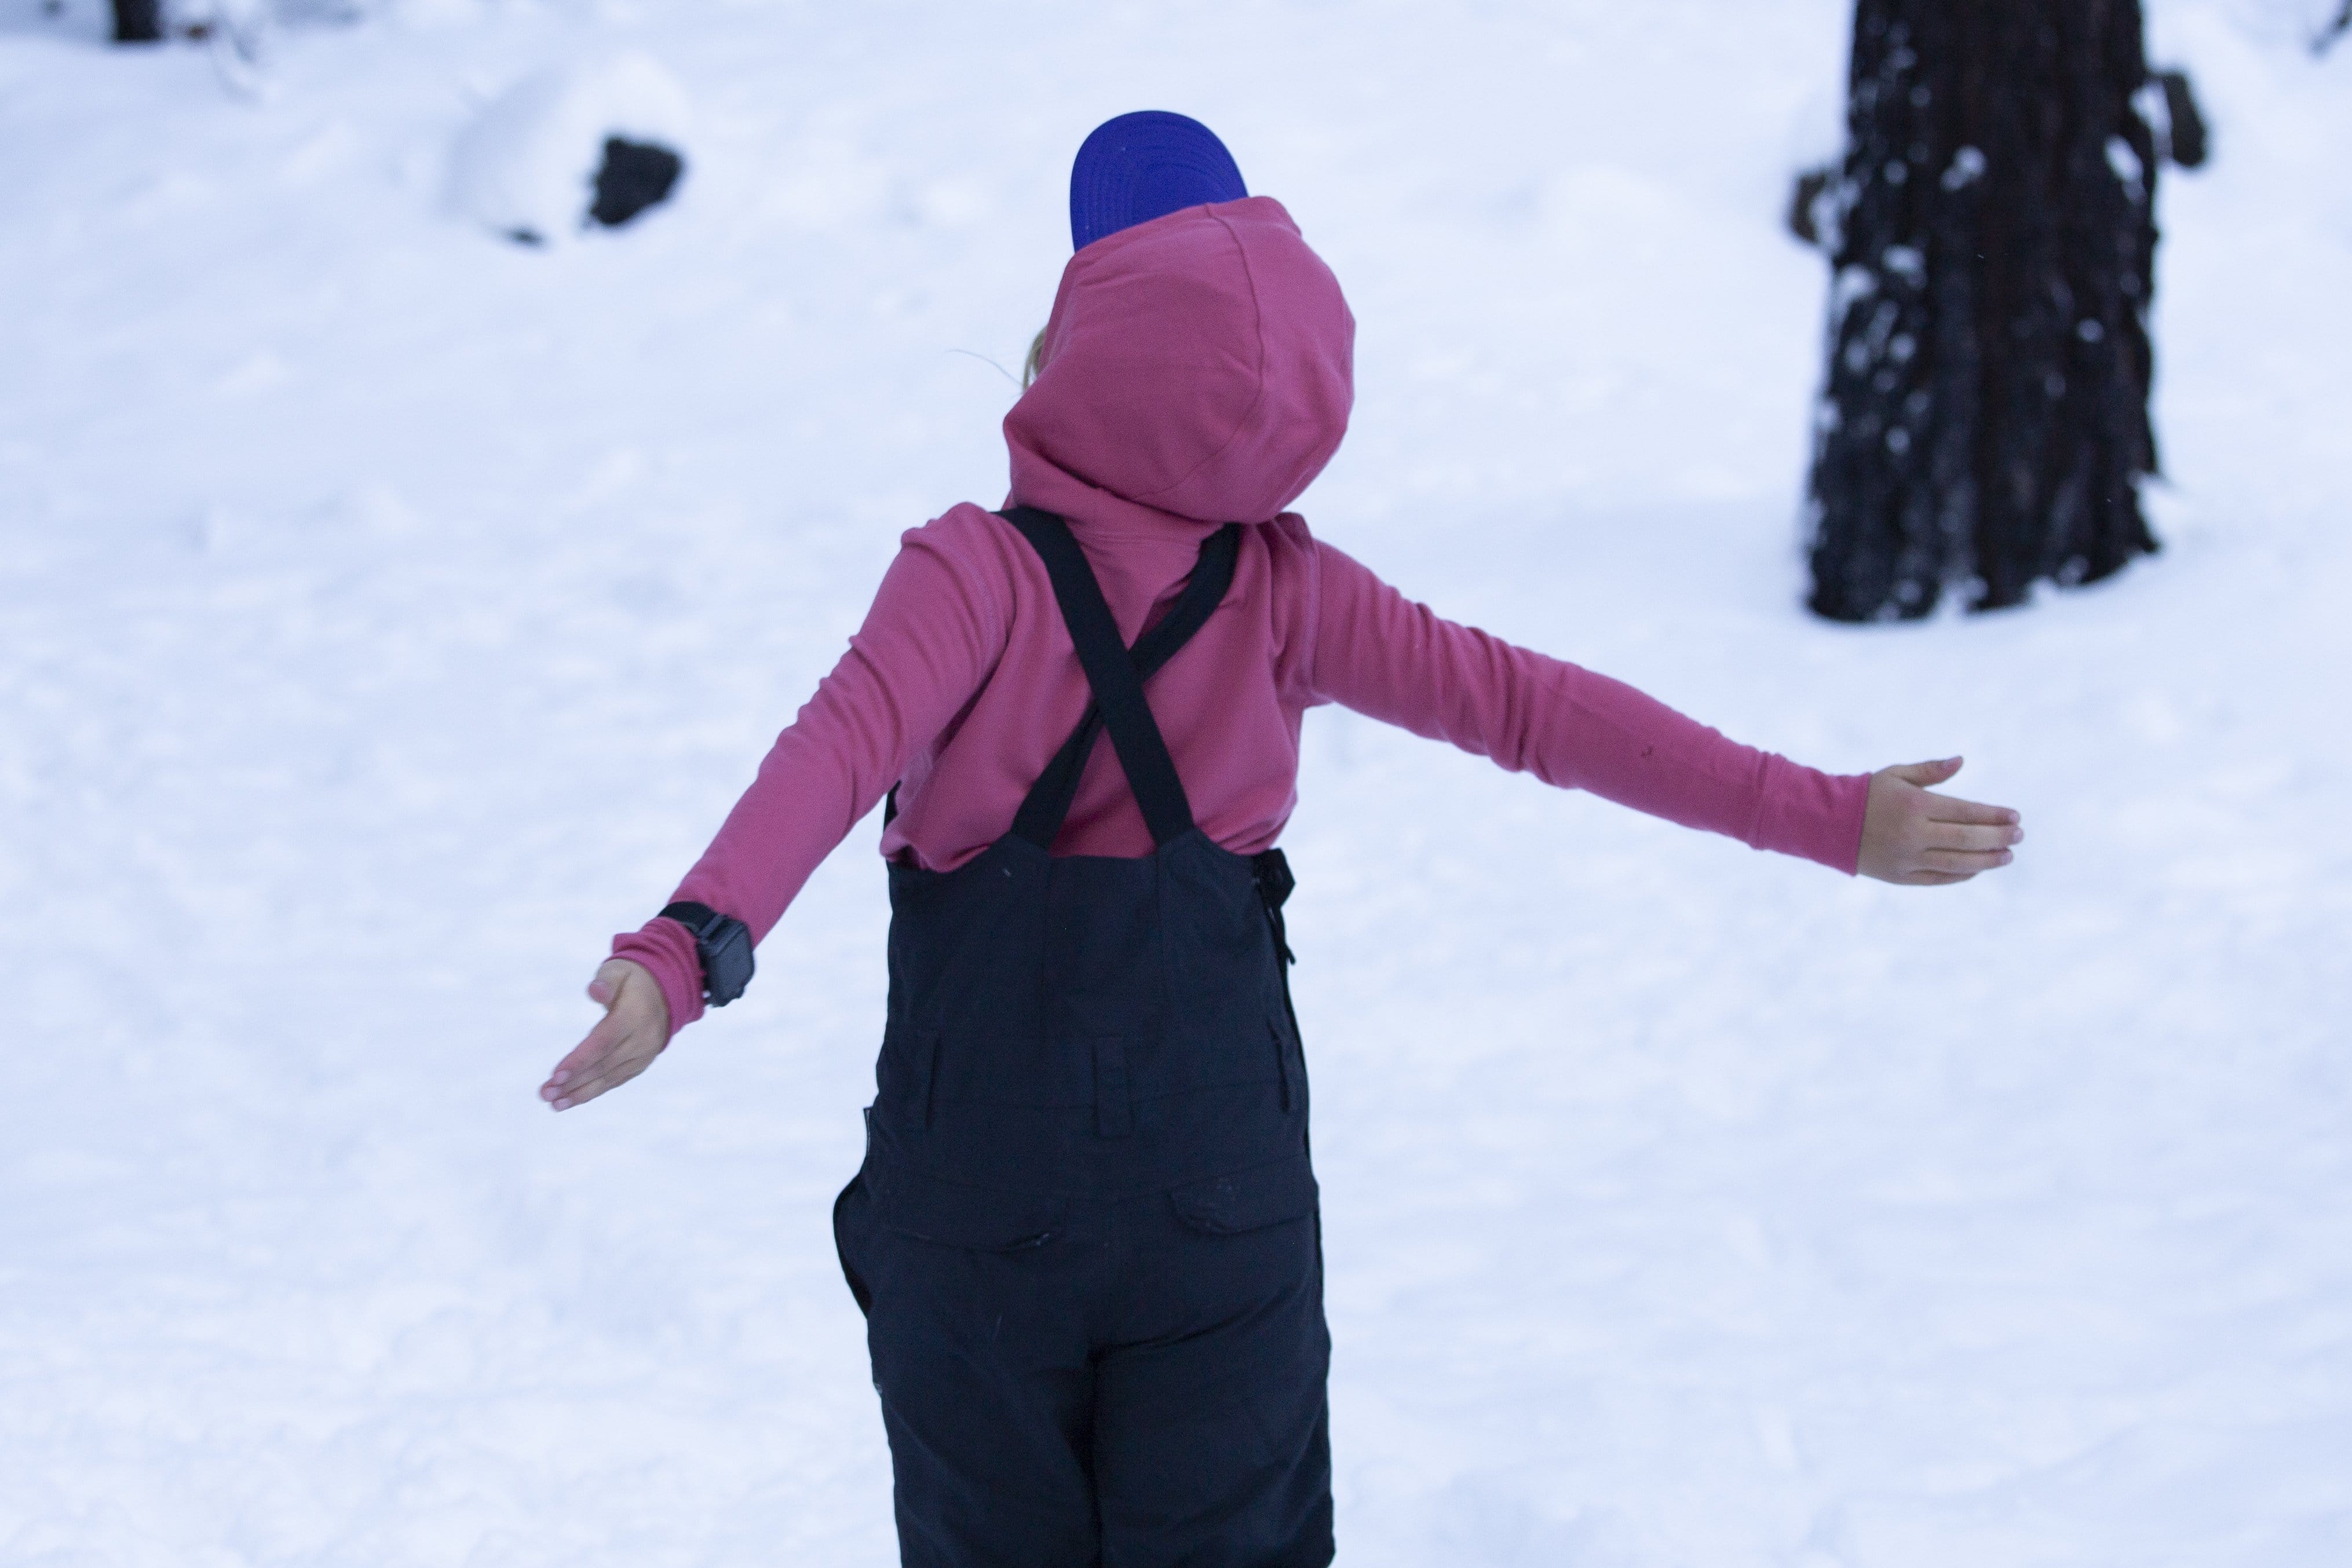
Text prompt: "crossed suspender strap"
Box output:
[[1002, 506, 1240, 850]]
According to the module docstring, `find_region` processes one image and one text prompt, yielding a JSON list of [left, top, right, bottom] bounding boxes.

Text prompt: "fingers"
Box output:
[[543, 959, 669, 1110], [546, 1038, 660, 1110], [1922, 793, 2022, 829], [547, 1008, 631, 1085], [585, 957, 636, 1007], [1886, 756, 1964, 788], [1923, 821, 2021, 853], [1916, 846, 2011, 874], [542, 1015, 658, 1108]]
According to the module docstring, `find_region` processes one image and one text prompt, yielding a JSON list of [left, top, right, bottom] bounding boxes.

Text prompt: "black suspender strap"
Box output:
[[1010, 516, 1240, 848], [1002, 506, 1239, 850], [885, 511, 1239, 842]]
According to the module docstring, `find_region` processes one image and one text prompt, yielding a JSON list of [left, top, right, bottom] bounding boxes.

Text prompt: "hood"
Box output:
[[1004, 196, 1355, 530]]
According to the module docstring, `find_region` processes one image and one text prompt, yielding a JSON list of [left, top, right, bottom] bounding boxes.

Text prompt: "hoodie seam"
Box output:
[[1124, 207, 1273, 516]]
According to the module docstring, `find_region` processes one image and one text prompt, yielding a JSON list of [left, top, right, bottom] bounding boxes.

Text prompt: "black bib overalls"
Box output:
[[832, 507, 1334, 1567]]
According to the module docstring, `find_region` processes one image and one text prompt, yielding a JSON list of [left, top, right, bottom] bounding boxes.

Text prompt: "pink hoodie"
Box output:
[[614, 198, 1869, 1035]]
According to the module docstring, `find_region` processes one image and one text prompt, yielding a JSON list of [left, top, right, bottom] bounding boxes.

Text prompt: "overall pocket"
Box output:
[[864, 1157, 1068, 1252], [1167, 1153, 1320, 1236]]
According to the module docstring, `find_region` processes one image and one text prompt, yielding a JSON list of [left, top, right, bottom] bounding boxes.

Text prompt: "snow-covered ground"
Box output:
[[3, 1, 2347, 1563]]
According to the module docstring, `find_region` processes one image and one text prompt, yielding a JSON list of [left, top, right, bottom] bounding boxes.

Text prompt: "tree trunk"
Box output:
[[1805, 0, 2162, 621], [112, 1, 166, 43]]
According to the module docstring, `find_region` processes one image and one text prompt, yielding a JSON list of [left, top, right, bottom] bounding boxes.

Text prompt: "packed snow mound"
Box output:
[[447, 53, 690, 245]]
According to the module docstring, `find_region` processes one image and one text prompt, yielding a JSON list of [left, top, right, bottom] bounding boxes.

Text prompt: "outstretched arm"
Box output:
[[1303, 539, 1874, 871], [1303, 539, 2023, 880], [542, 509, 1014, 1109]]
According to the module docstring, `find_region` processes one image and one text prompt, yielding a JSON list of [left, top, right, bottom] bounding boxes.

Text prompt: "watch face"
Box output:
[[706, 921, 755, 1004]]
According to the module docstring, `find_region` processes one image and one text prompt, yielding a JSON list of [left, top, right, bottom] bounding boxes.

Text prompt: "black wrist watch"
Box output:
[[659, 901, 755, 1006]]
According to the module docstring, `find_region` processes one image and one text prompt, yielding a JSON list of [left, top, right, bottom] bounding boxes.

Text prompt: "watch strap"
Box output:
[[660, 900, 722, 940], [658, 901, 755, 1006]]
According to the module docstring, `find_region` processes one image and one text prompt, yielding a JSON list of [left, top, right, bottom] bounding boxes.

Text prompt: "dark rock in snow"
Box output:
[[447, 55, 691, 247], [589, 138, 684, 229], [111, 0, 164, 42]]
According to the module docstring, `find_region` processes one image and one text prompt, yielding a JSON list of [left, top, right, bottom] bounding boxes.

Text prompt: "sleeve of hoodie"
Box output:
[[1301, 535, 1869, 872], [608, 508, 1013, 1038]]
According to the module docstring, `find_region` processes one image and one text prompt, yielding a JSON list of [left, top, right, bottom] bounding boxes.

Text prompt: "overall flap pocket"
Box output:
[[865, 1160, 1065, 1252], [1168, 1154, 1320, 1236]]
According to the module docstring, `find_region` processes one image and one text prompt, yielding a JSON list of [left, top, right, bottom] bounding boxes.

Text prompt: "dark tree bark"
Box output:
[[112, 1, 166, 42], [2150, 71, 2208, 169], [1804, 0, 2164, 620]]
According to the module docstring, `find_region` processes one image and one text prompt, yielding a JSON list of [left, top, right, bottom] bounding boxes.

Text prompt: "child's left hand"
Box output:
[[540, 958, 670, 1111], [1858, 756, 2022, 885]]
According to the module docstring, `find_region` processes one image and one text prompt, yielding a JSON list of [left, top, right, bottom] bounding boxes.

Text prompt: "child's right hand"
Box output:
[[1857, 757, 2022, 885], [539, 958, 671, 1111]]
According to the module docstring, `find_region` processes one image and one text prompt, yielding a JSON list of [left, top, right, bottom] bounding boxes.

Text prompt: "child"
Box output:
[[542, 112, 2022, 1568]]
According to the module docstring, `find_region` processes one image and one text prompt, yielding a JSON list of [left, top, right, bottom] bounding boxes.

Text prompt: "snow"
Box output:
[[2, 1, 2346, 1565]]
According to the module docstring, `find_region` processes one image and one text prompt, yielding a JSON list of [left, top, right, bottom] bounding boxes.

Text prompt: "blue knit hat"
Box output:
[[1068, 111, 1248, 252]]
